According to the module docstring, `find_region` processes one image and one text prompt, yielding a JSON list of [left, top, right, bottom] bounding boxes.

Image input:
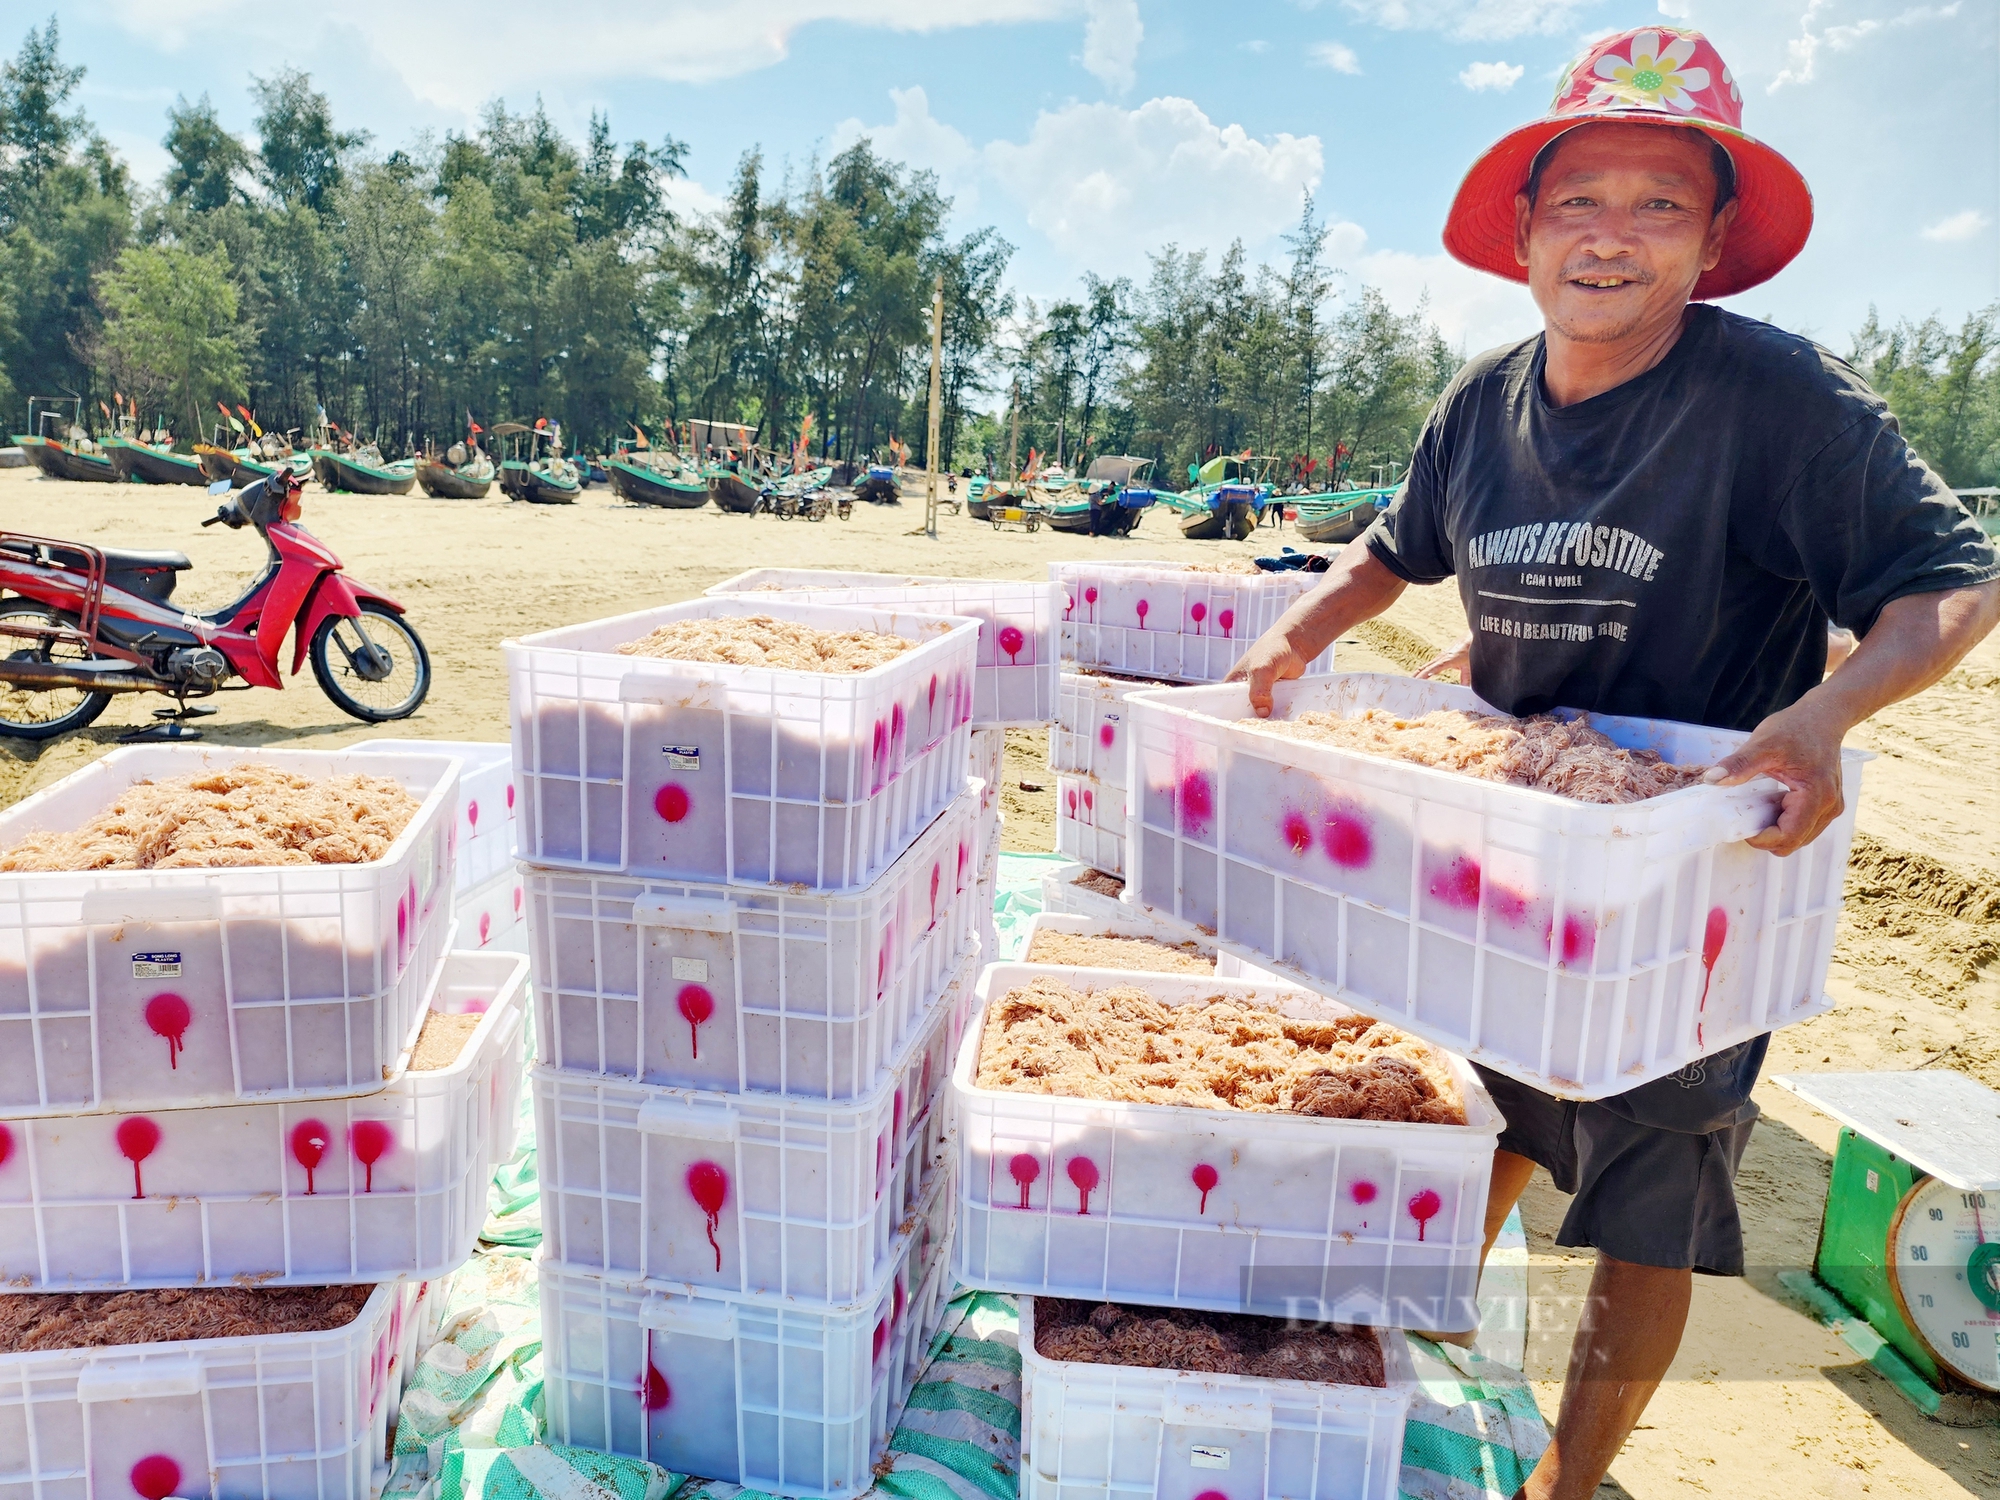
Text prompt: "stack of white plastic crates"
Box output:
[[509, 596, 987, 1497], [1047, 561, 1335, 882], [0, 745, 531, 1500], [354, 738, 527, 957], [704, 570, 1060, 1028]]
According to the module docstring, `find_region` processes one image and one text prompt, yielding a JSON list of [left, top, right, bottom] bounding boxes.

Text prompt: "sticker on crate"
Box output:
[[541, 1160, 956, 1500], [1123, 673, 1867, 1099], [708, 569, 1061, 727], [0, 745, 460, 1118], [952, 963, 1501, 1331], [534, 954, 971, 1302], [506, 598, 978, 889], [0, 1282, 403, 1500], [527, 787, 979, 1100], [0, 952, 529, 1289], [1018, 1295, 1418, 1500]]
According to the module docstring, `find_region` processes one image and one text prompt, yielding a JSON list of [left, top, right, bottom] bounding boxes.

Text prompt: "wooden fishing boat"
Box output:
[[10, 433, 117, 483], [609, 452, 708, 508], [104, 435, 207, 486], [416, 445, 496, 499], [853, 464, 900, 505], [320, 446, 418, 495], [1293, 487, 1392, 544], [495, 423, 580, 504], [1047, 456, 1157, 535], [708, 464, 765, 513], [230, 449, 313, 486]]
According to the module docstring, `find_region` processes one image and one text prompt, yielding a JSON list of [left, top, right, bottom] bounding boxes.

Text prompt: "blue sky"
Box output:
[[47, 0, 2000, 357]]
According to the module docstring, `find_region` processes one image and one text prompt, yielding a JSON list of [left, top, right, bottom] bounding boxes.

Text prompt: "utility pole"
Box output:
[[1006, 383, 1021, 481], [924, 273, 944, 540]]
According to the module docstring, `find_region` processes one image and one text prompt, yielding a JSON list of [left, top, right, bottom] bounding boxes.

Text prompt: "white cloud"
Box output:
[[1081, 0, 1143, 92], [1344, 245, 1542, 354], [1771, 2, 1963, 93], [1242, 38, 1271, 52], [1655, 0, 1691, 16], [1922, 209, 1990, 243], [1310, 41, 1364, 73], [101, 0, 1077, 112], [1458, 60, 1524, 91], [660, 175, 732, 222], [1339, 0, 1591, 42], [984, 96, 1323, 268], [831, 86, 984, 207]]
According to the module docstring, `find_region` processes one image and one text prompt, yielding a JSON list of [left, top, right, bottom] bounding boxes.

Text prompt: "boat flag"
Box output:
[[633, 424, 650, 451], [467, 411, 483, 434], [218, 402, 243, 434]]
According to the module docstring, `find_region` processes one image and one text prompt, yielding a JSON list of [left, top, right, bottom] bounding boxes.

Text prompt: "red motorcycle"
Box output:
[[0, 470, 431, 740]]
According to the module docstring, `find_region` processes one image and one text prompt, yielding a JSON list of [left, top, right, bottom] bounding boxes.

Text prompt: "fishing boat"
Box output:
[[853, 464, 900, 505], [1046, 455, 1157, 536], [707, 460, 766, 514], [103, 431, 205, 486], [229, 436, 313, 487], [320, 442, 418, 495], [12, 399, 117, 482], [1168, 454, 1273, 540], [497, 422, 581, 505], [1293, 487, 1393, 544], [416, 441, 497, 499], [608, 442, 709, 508]]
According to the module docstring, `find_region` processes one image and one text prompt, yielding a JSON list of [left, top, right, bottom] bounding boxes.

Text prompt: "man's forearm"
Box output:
[[1809, 581, 2000, 732], [1271, 546, 1411, 660]]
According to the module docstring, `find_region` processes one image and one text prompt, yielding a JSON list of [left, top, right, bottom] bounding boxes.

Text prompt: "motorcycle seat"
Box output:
[[101, 548, 193, 572]]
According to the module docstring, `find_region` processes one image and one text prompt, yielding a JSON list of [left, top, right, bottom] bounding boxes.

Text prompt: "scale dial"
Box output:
[[1887, 1174, 2000, 1391]]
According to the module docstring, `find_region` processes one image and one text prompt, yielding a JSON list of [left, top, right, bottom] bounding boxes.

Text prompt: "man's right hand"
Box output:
[[1226, 632, 1308, 717]]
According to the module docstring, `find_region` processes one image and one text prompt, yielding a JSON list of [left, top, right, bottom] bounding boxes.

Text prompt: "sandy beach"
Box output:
[[0, 467, 1993, 1497]]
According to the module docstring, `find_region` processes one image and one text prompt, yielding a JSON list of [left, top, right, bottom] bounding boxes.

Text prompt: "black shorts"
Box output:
[[1474, 1036, 1769, 1276]]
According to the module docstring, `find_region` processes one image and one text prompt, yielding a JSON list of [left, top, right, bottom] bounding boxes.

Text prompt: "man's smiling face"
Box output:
[[1513, 122, 1736, 347]]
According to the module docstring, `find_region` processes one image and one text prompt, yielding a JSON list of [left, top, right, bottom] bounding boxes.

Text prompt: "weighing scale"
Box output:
[[1777, 1070, 2000, 1393]]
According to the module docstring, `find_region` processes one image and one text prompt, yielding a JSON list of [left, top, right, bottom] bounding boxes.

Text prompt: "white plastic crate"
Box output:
[[0, 950, 529, 1289], [353, 738, 515, 892], [969, 728, 1004, 822], [0, 1279, 403, 1500], [953, 963, 1501, 1331], [534, 953, 971, 1303], [1052, 562, 1335, 683], [1017, 910, 1225, 971], [1049, 670, 1169, 788], [708, 569, 1060, 726], [1039, 861, 1130, 924], [541, 1160, 956, 1499], [507, 597, 977, 888], [1018, 1297, 1417, 1500], [528, 787, 977, 1100], [0, 745, 459, 1119], [456, 864, 528, 956], [1056, 774, 1126, 878], [1125, 674, 1868, 1099]]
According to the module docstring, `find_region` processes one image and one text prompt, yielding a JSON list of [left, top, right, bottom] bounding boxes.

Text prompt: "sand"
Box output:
[[615, 613, 913, 672], [976, 974, 1466, 1124], [0, 1284, 372, 1351], [0, 764, 418, 869], [409, 1009, 481, 1070], [0, 471, 1989, 1495], [1023, 929, 1213, 973], [1032, 1296, 1386, 1385], [1247, 706, 1708, 803]]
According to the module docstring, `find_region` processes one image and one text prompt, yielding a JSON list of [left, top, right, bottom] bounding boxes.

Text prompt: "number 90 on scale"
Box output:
[[1888, 1178, 2000, 1391]]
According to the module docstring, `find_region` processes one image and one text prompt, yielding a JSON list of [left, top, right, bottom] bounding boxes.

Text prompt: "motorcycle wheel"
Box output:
[[0, 603, 112, 739], [310, 600, 431, 722]]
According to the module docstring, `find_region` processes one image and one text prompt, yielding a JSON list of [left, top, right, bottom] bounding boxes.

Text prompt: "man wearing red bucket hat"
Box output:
[[1235, 25, 1998, 1500]]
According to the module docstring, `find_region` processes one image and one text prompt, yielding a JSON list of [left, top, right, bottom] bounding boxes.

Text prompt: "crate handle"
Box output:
[[632, 895, 737, 932], [635, 1094, 738, 1141], [637, 1296, 737, 1338], [80, 886, 223, 925], [617, 673, 721, 709], [1163, 1383, 1273, 1432], [76, 1355, 203, 1402], [1710, 779, 1786, 844]]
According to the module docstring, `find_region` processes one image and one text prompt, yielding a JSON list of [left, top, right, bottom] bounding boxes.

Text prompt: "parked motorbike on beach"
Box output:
[[0, 469, 431, 740]]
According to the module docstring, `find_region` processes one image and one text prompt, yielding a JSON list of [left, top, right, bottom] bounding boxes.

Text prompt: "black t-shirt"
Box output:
[[1365, 305, 1999, 731]]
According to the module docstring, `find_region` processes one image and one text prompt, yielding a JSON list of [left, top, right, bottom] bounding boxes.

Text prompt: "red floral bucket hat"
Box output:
[[1443, 27, 1813, 301]]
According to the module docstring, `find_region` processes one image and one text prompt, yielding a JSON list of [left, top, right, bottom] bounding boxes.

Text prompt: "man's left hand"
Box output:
[[1704, 697, 1848, 855]]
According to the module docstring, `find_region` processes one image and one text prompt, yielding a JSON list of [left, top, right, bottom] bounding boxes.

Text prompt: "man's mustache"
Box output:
[[1561, 263, 1656, 284]]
